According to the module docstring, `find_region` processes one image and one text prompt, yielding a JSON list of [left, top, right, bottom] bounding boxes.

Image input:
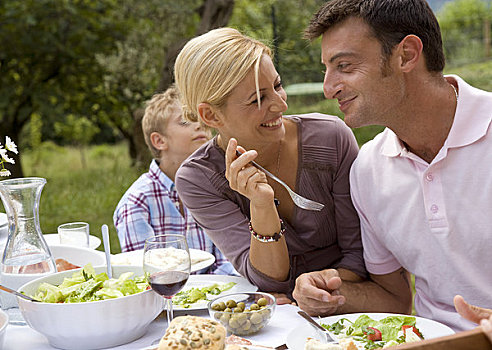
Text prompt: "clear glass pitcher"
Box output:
[[0, 177, 56, 324]]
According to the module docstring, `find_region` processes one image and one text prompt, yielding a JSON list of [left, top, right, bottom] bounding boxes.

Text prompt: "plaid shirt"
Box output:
[[113, 160, 236, 275]]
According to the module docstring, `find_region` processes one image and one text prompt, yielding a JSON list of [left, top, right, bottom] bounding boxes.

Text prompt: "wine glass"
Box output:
[[143, 234, 190, 326]]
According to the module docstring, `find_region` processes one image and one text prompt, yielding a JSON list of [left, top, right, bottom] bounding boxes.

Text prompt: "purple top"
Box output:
[[176, 114, 366, 293]]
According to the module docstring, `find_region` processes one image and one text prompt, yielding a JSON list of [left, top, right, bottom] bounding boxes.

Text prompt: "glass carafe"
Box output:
[[0, 177, 56, 324]]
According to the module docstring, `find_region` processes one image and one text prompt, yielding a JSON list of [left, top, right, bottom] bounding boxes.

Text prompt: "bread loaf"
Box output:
[[158, 316, 227, 349]]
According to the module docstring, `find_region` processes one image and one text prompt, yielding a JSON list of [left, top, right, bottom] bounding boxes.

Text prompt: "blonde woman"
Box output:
[[174, 28, 366, 299]]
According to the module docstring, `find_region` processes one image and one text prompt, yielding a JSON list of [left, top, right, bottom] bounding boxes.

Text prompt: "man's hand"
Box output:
[[292, 269, 345, 316], [454, 295, 492, 324]]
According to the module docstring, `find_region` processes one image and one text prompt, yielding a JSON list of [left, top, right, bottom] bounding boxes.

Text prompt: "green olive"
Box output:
[[237, 302, 245, 310], [233, 307, 242, 313], [257, 297, 268, 307], [250, 312, 263, 325], [226, 300, 237, 308], [242, 320, 252, 331], [250, 303, 260, 310], [224, 307, 232, 312], [217, 301, 226, 311], [228, 318, 240, 329], [219, 314, 230, 325]]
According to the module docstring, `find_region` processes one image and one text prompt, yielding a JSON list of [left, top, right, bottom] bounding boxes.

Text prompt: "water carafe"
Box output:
[[0, 177, 56, 324]]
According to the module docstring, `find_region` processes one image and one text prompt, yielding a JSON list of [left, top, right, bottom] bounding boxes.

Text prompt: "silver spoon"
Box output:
[[101, 224, 112, 278], [0, 284, 38, 302]]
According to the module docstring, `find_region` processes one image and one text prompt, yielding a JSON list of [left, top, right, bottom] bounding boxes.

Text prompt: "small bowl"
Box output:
[[0, 309, 8, 348], [18, 265, 165, 349], [50, 244, 106, 268], [207, 292, 276, 336]]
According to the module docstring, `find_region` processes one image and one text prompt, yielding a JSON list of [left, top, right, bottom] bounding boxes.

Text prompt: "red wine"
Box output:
[[150, 271, 189, 297]]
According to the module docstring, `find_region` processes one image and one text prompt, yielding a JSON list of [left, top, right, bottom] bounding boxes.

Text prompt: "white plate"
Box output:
[[286, 312, 455, 350], [173, 274, 258, 311], [111, 248, 216, 273], [43, 234, 102, 250]]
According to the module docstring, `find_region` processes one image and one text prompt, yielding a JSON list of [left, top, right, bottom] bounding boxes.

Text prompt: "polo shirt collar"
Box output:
[[444, 75, 492, 149], [381, 75, 492, 158]]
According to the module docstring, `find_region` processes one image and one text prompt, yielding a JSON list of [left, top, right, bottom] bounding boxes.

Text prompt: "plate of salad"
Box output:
[[286, 313, 454, 350], [173, 275, 258, 311]]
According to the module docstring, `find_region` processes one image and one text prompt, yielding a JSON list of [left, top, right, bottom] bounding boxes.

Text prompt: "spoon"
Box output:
[[101, 224, 112, 278], [0, 284, 38, 302]]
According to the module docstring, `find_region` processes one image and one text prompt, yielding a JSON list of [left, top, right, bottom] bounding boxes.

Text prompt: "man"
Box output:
[[292, 0, 492, 331]]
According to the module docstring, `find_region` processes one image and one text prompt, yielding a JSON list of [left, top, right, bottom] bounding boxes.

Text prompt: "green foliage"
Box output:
[[20, 142, 141, 253], [0, 0, 130, 176], [230, 0, 326, 85], [438, 0, 492, 66], [54, 115, 100, 147]]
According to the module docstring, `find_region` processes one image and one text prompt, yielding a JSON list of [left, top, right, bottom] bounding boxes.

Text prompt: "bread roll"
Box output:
[[158, 316, 227, 349]]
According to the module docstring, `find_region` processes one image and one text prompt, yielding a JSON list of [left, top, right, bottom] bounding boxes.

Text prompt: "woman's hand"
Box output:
[[225, 138, 274, 207]]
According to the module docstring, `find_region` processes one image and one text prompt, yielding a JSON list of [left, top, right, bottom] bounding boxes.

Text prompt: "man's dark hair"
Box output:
[[305, 0, 445, 72]]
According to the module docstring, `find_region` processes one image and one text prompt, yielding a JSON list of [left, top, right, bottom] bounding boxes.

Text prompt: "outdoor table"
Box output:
[[3, 303, 304, 349]]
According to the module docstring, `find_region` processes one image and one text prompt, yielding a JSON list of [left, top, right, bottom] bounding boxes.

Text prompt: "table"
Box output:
[[3, 304, 306, 349]]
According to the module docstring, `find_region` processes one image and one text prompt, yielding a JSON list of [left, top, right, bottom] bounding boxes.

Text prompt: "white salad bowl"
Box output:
[[18, 265, 165, 350]]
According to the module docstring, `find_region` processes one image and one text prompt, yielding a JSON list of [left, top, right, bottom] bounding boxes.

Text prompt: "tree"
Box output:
[[438, 0, 492, 66], [97, 0, 235, 168], [0, 0, 128, 177], [230, 0, 326, 85], [54, 115, 100, 168]]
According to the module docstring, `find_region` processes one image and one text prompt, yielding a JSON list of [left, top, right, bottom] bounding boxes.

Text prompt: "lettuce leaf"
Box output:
[[30, 263, 148, 303]]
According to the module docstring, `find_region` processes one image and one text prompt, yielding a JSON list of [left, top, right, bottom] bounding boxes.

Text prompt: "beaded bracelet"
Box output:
[[249, 219, 285, 243]]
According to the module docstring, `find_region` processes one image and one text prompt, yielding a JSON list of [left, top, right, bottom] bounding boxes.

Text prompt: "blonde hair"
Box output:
[[174, 27, 272, 129], [142, 86, 181, 158]]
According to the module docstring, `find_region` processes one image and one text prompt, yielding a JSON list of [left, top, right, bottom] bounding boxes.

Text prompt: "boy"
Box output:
[[113, 86, 235, 275]]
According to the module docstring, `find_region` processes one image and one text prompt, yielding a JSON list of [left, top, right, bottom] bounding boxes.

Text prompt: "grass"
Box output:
[[11, 142, 142, 254]]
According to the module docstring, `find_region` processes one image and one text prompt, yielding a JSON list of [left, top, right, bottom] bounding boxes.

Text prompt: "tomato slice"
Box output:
[[402, 325, 423, 338], [364, 326, 382, 341]]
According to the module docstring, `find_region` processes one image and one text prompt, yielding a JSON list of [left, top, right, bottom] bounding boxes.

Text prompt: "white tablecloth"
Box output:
[[3, 304, 306, 349]]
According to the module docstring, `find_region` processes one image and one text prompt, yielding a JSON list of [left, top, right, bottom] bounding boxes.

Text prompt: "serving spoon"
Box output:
[[0, 284, 38, 302], [101, 224, 112, 278]]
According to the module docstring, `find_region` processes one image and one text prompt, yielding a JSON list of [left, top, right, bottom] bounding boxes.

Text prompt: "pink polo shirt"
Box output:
[[350, 75, 492, 332]]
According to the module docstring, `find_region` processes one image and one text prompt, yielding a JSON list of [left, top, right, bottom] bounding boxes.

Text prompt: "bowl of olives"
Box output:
[[207, 292, 276, 336]]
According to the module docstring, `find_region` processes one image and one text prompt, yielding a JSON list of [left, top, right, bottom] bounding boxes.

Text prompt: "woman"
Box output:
[[174, 28, 366, 296]]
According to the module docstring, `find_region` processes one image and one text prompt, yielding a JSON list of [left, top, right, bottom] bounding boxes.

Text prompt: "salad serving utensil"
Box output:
[[298, 310, 338, 344], [101, 224, 112, 278], [236, 150, 324, 211], [0, 284, 38, 302]]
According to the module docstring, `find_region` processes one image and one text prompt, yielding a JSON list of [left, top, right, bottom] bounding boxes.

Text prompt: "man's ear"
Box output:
[[198, 102, 224, 129], [150, 132, 168, 152], [397, 35, 423, 73]]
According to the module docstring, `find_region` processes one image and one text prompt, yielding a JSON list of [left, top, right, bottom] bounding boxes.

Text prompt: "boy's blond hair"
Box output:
[[142, 86, 180, 158], [174, 27, 272, 130]]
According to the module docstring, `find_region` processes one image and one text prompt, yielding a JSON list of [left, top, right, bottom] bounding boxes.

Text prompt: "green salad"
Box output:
[[172, 282, 236, 308], [322, 314, 424, 349], [29, 264, 148, 303]]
